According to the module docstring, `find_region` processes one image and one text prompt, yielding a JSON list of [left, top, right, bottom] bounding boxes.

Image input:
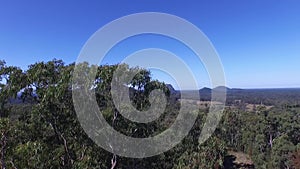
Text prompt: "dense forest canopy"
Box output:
[[0, 59, 299, 169]]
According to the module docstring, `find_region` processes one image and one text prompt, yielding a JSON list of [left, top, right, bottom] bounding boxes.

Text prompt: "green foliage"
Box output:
[[270, 134, 295, 169], [0, 59, 299, 169], [174, 136, 226, 169]]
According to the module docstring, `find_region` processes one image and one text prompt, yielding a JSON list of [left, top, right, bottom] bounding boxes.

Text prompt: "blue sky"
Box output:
[[0, 0, 299, 89]]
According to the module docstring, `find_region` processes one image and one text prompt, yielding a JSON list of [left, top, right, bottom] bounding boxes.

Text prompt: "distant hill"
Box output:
[[213, 86, 230, 92], [166, 84, 177, 94], [199, 87, 212, 93], [199, 86, 231, 92]]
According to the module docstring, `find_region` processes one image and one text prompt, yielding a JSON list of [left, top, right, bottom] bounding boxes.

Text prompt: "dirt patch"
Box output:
[[245, 104, 273, 111], [224, 151, 255, 169]]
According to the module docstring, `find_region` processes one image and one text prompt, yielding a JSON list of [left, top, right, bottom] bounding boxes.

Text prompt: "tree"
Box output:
[[174, 136, 226, 169], [270, 134, 295, 169]]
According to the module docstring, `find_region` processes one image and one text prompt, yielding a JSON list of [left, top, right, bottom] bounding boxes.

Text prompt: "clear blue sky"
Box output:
[[1, 0, 299, 89]]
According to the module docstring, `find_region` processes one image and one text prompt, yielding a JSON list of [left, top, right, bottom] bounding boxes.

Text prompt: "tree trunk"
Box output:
[[269, 133, 273, 148]]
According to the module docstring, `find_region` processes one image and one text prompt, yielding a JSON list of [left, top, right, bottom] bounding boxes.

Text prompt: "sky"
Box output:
[[0, 0, 299, 89]]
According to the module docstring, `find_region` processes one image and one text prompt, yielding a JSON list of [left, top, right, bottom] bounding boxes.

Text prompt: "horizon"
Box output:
[[173, 85, 300, 91], [1, 0, 299, 89]]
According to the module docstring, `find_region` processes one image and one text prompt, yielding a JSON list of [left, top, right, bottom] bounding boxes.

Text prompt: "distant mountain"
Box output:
[[213, 86, 230, 92], [199, 86, 231, 93], [199, 87, 211, 93], [166, 84, 177, 94], [197, 87, 211, 101]]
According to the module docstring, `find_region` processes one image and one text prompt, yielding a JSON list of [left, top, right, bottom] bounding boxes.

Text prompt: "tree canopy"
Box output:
[[0, 59, 299, 169]]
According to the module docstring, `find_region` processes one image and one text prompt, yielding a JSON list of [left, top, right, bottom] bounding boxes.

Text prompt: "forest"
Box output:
[[0, 59, 299, 169]]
